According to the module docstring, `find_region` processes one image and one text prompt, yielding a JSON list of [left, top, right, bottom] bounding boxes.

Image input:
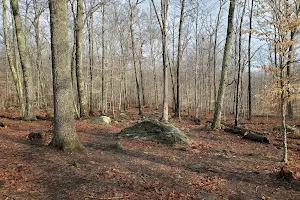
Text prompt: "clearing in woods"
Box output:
[[0, 108, 300, 200]]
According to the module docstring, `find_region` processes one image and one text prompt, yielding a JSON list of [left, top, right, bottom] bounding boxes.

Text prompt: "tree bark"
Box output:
[[286, 29, 295, 119], [174, 0, 185, 121], [101, 3, 106, 115], [33, 0, 44, 109], [49, 0, 83, 151], [222, 124, 269, 144], [149, 5, 158, 110], [138, 41, 146, 106], [2, 0, 25, 116], [281, 68, 287, 162], [70, 0, 80, 119], [212, 0, 236, 130], [151, 0, 169, 122], [213, 0, 223, 104], [247, 0, 254, 121], [10, 0, 36, 120], [234, 0, 246, 126], [76, 0, 88, 117], [194, 0, 199, 120], [129, 0, 143, 116], [88, 14, 95, 116]]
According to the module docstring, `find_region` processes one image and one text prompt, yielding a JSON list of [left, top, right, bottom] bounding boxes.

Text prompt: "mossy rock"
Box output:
[[0, 122, 4, 127], [92, 116, 111, 125], [273, 125, 297, 133], [120, 113, 127, 118], [118, 119, 189, 146]]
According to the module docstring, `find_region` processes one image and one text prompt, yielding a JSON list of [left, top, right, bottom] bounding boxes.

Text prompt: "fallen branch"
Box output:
[[222, 124, 270, 144]]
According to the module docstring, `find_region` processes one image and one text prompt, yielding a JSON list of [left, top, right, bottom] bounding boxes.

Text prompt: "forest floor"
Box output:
[[0, 108, 300, 200]]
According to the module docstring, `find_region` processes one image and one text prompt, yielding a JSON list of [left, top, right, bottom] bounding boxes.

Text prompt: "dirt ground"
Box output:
[[0, 108, 300, 200]]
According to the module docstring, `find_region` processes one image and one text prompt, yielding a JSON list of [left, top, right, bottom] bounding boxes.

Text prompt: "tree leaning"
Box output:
[[212, 0, 236, 130], [49, 0, 83, 151]]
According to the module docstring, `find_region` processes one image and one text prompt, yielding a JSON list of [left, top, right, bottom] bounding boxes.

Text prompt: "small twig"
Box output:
[[140, 175, 148, 183], [85, 195, 130, 200], [0, 193, 17, 200]]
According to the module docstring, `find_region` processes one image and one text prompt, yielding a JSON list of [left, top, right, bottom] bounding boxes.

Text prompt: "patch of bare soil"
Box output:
[[0, 109, 300, 200]]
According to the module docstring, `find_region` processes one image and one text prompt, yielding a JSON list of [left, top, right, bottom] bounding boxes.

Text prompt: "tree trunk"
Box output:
[[247, 0, 254, 121], [88, 14, 95, 116], [286, 29, 295, 119], [10, 0, 36, 121], [213, 0, 223, 103], [70, 0, 80, 119], [149, 15, 158, 110], [207, 34, 213, 113], [101, 3, 106, 115], [49, 0, 83, 151], [138, 41, 146, 106], [76, 0, 88, 117], [33, 0, 44, 109], [212, 0, 236, 130], [151, 0, 169, 122], [129, 0, 143, 116], [174, 0, 185, 121], [161, 1, 169, 122], [2, 0, 25, 116], [281, 69, 287, 163], [222, 124, 269, 144], [194, 0, 199, 120], [234, 0, 246, 126]]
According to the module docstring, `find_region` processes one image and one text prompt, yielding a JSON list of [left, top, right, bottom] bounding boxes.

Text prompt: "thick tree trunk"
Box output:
[[10, 0, 36, 120], [49, 0, 83, 151], [2, 0, 25, 116], [212, 0, 236, 130], [76, 0, 88, 117]]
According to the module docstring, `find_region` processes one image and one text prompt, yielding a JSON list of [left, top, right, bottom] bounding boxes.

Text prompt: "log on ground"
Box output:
[[223, 124, 269, 144]]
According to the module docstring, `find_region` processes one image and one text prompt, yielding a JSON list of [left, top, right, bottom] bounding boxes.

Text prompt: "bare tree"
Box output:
[[247, 0, 254, 121], [2, 0, 24, 115], [174, 0, 185, 121], [76, 0, 88, 117], [10, 0, 36, 120], [151, 0, 169, 122], [101, 3, 106, 115], [234, 0, 247, 126], [49, 0, 83, 150], [128, 0, 143, 116], [212, 0, 236, 130]]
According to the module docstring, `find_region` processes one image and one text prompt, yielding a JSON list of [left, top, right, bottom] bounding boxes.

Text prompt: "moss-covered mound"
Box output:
[[118, 119, 189, 146]]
